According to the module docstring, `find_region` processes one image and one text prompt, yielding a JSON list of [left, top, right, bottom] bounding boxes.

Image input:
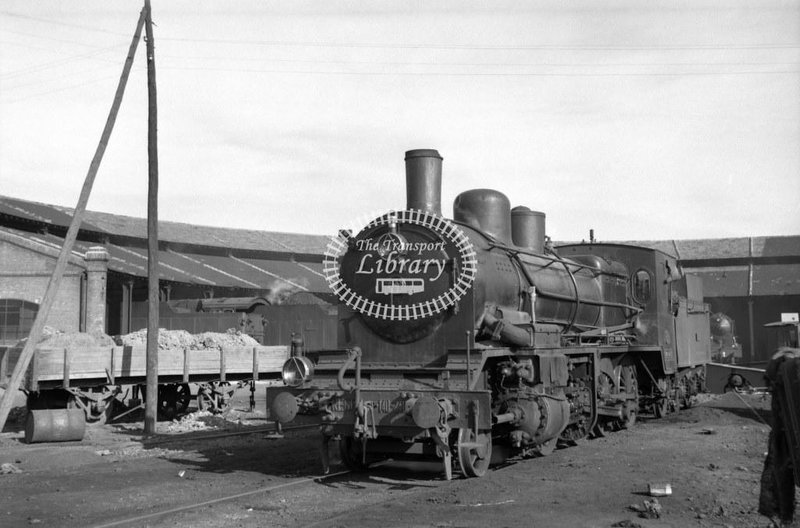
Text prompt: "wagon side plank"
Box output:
[[15, 345, 290, 388]]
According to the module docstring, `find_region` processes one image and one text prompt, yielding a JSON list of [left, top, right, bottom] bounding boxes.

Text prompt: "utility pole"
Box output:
[[144, 0, 160, 435], [0, 10, 146, 432]]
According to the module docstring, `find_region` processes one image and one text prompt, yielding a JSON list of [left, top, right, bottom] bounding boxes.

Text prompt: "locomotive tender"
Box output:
[[267, 149, 710, 478]]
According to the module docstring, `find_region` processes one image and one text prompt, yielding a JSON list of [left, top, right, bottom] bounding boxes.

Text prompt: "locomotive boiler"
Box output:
[[267, 149, 710, 478]]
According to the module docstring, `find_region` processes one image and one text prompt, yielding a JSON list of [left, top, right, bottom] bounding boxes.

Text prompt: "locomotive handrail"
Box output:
[[460, 224, 639, 330], [534, 289, 643, 315], [485, 239, 615, 275], [337, 346, 362, 393], [506, 250, 581, 332]]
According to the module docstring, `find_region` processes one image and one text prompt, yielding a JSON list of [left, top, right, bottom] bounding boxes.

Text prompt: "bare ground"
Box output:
[[0, 389, 790, 528]]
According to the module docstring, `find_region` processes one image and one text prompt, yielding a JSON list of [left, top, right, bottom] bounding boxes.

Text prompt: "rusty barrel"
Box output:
[[25, 409, 85, 443]]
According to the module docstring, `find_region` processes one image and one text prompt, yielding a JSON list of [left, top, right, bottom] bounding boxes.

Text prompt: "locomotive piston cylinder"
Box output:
[[504, 395, 569, 448]]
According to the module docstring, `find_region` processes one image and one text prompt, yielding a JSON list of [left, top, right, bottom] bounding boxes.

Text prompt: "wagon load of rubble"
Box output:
[[12, 326, 116, 349], [116, 328, 260, 350], [2, 327, 287, 392]]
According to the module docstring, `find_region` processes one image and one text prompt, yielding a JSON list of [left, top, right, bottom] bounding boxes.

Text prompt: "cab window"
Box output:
[[632, 270, 652, 305]]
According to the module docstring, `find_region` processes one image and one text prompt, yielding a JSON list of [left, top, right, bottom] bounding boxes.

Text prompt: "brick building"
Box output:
[[0, 228, 88, 343]]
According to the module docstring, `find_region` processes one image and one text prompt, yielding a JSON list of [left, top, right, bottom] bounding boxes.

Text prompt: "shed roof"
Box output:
[[0, 194, 330, 255], [0, 226, 328, 293], [610, 237, 800, 260]]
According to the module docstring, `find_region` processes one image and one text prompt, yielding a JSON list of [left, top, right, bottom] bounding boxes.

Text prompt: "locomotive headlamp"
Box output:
[[282, 356, 315, 387]]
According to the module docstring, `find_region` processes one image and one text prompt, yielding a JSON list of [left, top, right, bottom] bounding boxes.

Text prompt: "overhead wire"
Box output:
[[0, 10, 132, 37], [157, 35, 800, 51], [155, 53, 800, 69], [158, 64, 799, 77], [1, 43, 128, 80], [1, 9, 797, 104]]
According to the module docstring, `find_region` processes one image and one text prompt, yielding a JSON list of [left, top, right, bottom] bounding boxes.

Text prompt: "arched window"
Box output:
[[631, 269, 652, 305], [0, 299, 38, 344]]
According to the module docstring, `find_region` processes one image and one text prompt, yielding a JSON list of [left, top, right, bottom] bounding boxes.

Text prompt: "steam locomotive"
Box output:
[[267, 149, 710, 479], [709, 312, 741, 364]]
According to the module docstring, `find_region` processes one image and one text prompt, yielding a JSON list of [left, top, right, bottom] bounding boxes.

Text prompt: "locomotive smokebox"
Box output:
[[511, 206, 546, 253], [405, 149, 442, 216]]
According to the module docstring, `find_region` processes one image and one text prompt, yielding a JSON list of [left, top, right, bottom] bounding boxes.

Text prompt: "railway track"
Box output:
[[90, 468, 354, 528]]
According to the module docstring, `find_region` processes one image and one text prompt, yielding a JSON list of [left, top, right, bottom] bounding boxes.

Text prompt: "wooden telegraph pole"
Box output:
[[143, 0, 160, 435], [0, 10, 146, 432]]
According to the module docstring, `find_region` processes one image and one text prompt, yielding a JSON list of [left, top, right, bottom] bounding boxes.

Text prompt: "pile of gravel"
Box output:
[[15, 326, 116, 349], [117, 328, 259, 350]]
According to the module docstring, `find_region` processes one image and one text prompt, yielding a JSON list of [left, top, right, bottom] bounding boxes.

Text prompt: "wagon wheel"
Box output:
[[196, 386, 213, 412], [653, 378, 669, 418], [457, 427, 492, 478], [619, 364, 639, 429], [172, 384, 191, 414], [140, 384, 190, 420], [197, 382, 234, 413], [339, 436, 370, 472], [156, 385, 180, 420]]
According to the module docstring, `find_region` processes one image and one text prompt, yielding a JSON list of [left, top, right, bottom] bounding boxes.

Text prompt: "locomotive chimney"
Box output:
[[405, 149, 442, 216], [511, 206, 546, 253]]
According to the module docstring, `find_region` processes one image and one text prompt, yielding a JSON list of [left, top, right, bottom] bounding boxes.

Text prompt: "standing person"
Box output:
[[759, 348, 800, 525]]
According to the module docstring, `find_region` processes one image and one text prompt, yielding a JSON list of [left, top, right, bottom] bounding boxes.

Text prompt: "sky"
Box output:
[[1, 1, 798, 243]]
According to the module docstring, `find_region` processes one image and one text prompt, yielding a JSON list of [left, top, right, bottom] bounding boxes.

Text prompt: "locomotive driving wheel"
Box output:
[[456, 427, 492, 477], [653, 378, 670, 418], [619, 364, 639, 429], [535, 437, 558, 456]]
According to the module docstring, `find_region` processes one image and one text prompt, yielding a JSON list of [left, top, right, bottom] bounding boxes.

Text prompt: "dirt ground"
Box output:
[[0, 387, 790, 528]]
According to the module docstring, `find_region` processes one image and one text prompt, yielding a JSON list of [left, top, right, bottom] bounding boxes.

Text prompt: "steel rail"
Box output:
[[141, 422, 317, 446], [89, 468, 352, 528]]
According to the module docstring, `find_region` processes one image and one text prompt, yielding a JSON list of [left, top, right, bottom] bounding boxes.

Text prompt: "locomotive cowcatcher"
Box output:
[[266, 149, 710, 479]]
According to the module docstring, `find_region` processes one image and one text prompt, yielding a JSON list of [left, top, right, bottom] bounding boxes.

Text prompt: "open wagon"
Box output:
[[1, 342, 290, 436]]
